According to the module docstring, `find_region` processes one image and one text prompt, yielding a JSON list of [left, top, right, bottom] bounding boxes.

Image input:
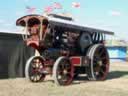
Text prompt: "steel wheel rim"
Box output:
[[29, 57, 45, 82], [56, 59, 74, 85], [92, 46, 109, 80]]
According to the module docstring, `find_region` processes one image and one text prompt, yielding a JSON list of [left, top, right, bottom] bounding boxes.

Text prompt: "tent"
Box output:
[[0, 32, 34, 79]]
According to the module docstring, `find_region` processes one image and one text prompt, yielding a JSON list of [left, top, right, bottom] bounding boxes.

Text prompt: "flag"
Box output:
[[53, 2, 62, 9], [72, 2, 80, 8], [26, 6, 36, 13], [44, 6, 53, 13]]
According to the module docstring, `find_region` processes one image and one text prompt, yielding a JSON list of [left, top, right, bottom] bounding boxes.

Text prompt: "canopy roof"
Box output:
[[16, 14, 114, 35], [16, 14, 47, 26]]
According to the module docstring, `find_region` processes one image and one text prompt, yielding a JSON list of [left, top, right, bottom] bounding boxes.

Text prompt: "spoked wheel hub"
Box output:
[[53, 57, 74, 86], [25, 56, 46, 82], [86, 44, 109, 81]]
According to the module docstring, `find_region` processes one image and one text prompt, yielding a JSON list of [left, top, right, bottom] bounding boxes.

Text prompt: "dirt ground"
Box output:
[[0, 62, 128, 96]]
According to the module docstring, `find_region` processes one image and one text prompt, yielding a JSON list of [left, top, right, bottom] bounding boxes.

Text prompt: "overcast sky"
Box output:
[[0, 0, 128, 40]]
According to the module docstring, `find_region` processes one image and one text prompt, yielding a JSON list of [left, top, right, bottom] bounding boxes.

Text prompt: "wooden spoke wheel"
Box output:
[[53, 57, 74, 86], [25, 56, 46, 82], [86, 44, 109, 80]]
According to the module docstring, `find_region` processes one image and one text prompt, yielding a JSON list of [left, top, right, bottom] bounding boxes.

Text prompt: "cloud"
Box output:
[[109, 10, 121, 16]]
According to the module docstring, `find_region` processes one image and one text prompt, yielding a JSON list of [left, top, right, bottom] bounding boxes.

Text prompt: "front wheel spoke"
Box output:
[[39, 64, 43, 69], [31, 67, 42, 76], [32, 63, 36, 68], [36, 75, 41, 80], [32, 63, 40, 68], [30, 76, 35, 80], [31, 68, 38, 74], [36, 63, 40, 68], [33, 76, 37, 81], [31, 74, 41, 81], [34, 59, 40, 63]]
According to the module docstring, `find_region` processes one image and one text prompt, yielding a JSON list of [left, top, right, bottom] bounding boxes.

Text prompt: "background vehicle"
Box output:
[[16, 14, 114, 85]]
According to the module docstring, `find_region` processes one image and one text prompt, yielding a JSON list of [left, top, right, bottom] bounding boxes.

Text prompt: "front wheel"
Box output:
[[25, 56, 46, 82], [53, 57, 74, 86]]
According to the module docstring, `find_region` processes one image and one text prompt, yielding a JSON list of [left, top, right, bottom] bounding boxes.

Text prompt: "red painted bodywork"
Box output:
[[70, 56, 81, 66]]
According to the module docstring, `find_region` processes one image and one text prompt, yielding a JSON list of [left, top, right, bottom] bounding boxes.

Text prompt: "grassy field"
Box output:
[[0, 62, 128, 96]]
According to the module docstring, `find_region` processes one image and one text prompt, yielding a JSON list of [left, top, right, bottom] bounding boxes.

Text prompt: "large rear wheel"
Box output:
[[86, 44, 109, 80]]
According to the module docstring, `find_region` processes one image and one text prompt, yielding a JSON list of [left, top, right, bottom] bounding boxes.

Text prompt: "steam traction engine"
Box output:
[[16, 14, 114, 85]]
